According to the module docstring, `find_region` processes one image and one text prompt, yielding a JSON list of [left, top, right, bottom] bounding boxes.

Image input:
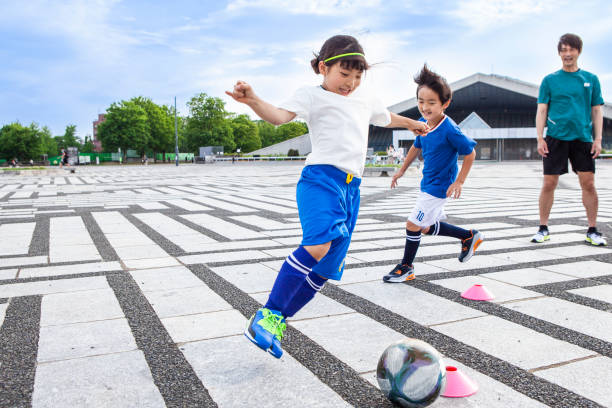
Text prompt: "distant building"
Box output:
[[92, 114, 106, 152], [370, 73, 612, 160]]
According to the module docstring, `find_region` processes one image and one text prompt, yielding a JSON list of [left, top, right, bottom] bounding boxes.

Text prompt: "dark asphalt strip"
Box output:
[[322, 283, 604, 408], [106, 273, 217, 408], [29, 215, 49, 257], [525, 278, 612, 312], [122, 211, 185, 257], [409, 280, 612, 359], [186, 263, 394, 408], [81, 212, 120, 261], [0, 296, 41, 407]]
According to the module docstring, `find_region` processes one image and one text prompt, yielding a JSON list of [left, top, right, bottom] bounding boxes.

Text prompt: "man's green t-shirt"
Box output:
[[538, 69, 604, 142]]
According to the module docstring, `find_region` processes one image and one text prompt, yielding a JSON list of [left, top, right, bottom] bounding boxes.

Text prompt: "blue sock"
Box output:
[[264, 246, 318, 314], [401, 229, 421, 266], [425, 221, 471, 240], [282, 271, 327, 318]]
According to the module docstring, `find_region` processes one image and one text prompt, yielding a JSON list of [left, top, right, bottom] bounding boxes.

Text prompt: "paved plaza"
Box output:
[[0, 161, 611, 408]]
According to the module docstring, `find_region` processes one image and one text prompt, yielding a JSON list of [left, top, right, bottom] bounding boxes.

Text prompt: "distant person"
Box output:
[[383, 65, 483, 283], [226, 34, 429, 358], [59, 149, 69, 168], [532, 33, 606, 246]]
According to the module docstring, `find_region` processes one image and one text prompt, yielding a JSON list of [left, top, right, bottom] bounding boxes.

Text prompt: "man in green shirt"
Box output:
[[533, 33, 606, 246]]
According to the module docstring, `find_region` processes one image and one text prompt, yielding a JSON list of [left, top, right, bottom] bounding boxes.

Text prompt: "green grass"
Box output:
[[365, 163, 400, 168], [1, 167, 47, 171]]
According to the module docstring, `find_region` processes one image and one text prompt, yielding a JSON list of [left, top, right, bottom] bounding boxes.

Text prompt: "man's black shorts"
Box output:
[[543, 137, 595, 175]]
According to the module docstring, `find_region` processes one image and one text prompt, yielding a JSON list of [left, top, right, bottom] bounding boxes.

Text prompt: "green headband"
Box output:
[[323, 52, 365, 63]]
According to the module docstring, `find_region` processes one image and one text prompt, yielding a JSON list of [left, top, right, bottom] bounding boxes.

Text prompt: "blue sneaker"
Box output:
[[244, 308, 286, 358]]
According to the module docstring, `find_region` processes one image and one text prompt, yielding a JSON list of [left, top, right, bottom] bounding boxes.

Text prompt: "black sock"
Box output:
[[587, 226, 597, 234], [427, 221, 471, 240], [401, 229, 421, 266], [539, 225, 549, 232]]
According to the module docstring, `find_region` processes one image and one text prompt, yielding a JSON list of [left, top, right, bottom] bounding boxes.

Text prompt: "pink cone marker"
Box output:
[[461, 284, 495, 301], [442, 366, 478, 398]]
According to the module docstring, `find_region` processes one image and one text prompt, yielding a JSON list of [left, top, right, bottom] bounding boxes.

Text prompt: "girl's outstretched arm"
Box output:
[[226, 80, 296, 125], [387, 113, 430, 135]]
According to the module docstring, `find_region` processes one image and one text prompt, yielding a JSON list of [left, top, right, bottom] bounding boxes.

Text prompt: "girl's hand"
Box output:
[[225, 80, 256, 104], [446, 181, 463, 199], [410, 121, 430, 136]]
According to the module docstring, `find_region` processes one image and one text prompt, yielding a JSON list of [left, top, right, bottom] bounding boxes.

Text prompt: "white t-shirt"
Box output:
[[279, 86, 391, 177]]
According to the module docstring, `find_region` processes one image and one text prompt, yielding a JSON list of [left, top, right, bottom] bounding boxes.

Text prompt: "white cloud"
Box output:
[[448, 0, 561, 32], [225, 0, 382, 15]]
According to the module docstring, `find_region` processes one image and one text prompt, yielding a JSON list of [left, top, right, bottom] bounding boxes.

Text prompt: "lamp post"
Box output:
[[174, 96, 179, 167]]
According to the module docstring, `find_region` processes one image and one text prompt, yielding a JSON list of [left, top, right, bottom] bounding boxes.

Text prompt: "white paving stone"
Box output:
[[0, 268, 18, 280], [534, 356, 612, 407], [0, 276, 109, 297], [37, 318, 137, 362], [211, 263, 279, 293], [130, 266, 204, 292], [32, 351, 165, 407], [40, 288, 124, 326], [0, 222, 35, 256], [539, 260, 612, 278], [433, 315, 594, 370], [567, 284, 612, 303], [144, 286, 232, 318], [181, 213, 265, 240], [162, 309, 245, 343], [0, 255, 47, 268], [504, 297, 612, 342], [181, 336, 351, 407], [431, 275, 543, 303], [291, 313, 406, 373], [19, 261, 122, 279], [481, 268, 576, 287], [342, 280, 487, 325]]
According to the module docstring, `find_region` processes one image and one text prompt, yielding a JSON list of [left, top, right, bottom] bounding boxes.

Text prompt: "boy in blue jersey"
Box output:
[[383, 65, 483, 283], [532, 33, 607, 246]]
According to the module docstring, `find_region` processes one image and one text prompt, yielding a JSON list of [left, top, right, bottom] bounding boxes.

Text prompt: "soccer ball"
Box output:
[[376, 338, 446, 407]]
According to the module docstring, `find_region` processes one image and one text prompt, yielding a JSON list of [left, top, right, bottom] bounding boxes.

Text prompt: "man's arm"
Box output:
[[387, 113, 430, 135], [591, 105, 603, 158], [536, 103, 549, 157]]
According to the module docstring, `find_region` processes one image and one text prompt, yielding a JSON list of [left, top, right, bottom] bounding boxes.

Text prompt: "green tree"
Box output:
[[132, 97, 174, 162], [231, 114, 260, 153], [97, 100, 150, 160], [80, 135, 95, 153], [275, 122, 308, 143], [185, 93, 235, 153], [40, 126, 59, 157], [0, 122, 44, 161], [257, 120, 277, 148], [55, 124, 81, 151]]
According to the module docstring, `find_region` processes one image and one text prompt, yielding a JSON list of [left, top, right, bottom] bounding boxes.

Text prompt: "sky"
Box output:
[[1, 0, 611, 139]]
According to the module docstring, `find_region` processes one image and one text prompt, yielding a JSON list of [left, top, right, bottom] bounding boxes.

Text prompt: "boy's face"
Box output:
[[417, 86, 449, 122], [319, 62, 362, 96], [558, 44, 580, 68]]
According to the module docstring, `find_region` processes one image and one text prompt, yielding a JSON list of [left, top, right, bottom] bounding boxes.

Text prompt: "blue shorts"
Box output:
[[296, 165, 361, 281]]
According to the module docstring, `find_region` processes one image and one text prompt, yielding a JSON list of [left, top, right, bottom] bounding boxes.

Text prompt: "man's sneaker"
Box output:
[[383, 264, 415, 283], [459, 230, 484, 263], [586, 231, 607, 246], [244, 308, 286, 358], [531, 229, 550, 243]]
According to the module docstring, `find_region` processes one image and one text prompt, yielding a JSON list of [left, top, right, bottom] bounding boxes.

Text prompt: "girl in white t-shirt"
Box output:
[[226, 34, 429, 359]]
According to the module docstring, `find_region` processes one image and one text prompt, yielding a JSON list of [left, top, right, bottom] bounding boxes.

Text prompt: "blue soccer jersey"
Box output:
[[414, 116, 476, 198]]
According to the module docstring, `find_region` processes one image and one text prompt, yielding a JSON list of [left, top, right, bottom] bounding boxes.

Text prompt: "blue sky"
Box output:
[[1, 0, 611, 139]]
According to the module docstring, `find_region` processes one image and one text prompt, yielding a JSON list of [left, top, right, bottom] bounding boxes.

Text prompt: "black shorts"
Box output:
[[543, 137, 595, 175]]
